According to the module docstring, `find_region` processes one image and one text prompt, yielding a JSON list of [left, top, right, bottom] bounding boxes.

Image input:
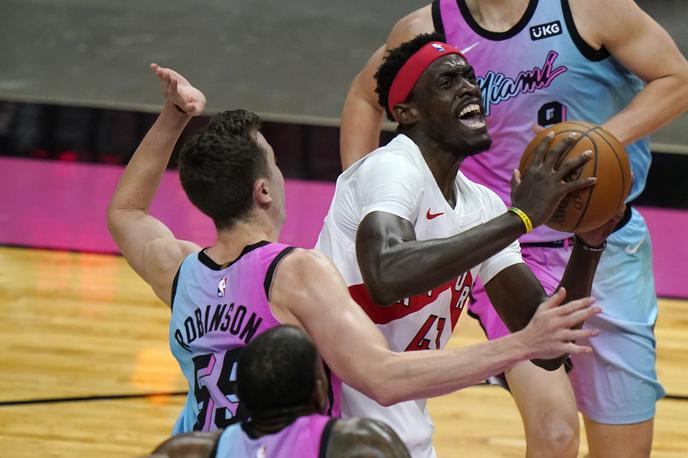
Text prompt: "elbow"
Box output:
[[106, 202, 122, 237], [106, 205, 117, 234], [362, 378, 401, 407], [364, 280, 399, 306], [372, 391, 398, 408], [671, 66, 688, 108], [362, 261, 404, 306]]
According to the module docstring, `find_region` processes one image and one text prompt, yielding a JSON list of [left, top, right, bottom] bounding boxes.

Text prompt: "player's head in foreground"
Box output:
[[238, 325, 329, 421], [144, 326, 411, 458]]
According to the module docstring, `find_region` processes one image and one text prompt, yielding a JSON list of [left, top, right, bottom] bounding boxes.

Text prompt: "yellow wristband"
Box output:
[[509, 207, 533, 233]]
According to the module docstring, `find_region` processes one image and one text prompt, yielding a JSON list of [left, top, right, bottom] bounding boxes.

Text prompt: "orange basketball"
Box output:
[[519, 121, 632, 233]]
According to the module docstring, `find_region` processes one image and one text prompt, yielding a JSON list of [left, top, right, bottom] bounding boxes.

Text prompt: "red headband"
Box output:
[[387, 41, 464, 121]]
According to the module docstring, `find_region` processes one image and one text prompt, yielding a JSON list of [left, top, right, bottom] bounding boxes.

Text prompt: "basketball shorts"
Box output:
[[568, 208, 665, 423], [468, 208, 664, 424]]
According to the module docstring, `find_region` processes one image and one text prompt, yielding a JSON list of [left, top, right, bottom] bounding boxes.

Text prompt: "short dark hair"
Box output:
[[374, 32, 446, 121], [237, 326, 318, 412], [178, 109, 270, 230]]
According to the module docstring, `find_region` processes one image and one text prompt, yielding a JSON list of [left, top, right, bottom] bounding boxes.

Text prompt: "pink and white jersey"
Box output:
[[316, 134, 523, 456], [433, 0, 650, 243], [211, 414, 335, 458], [170, 241, 341, 434]]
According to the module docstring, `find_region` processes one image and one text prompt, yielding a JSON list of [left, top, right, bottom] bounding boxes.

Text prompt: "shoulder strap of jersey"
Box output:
[[431, 0, 445, 36], [263, 246, 297, 299], [560, 0, 609, 61], [318, 418, 338, 458]]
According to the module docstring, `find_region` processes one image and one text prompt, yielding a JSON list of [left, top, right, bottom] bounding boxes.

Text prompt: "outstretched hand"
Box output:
[[520, 288, 600, 361], [150, 63, 206, 117]]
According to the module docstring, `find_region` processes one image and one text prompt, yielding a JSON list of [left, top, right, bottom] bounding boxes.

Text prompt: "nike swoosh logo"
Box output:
[[461, 41, 480, 54], [426, 210, 445, 220], [625, 236, 646, 255]]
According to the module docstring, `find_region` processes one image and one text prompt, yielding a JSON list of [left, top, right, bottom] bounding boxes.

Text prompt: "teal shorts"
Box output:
[[568, 208, 665, 424]]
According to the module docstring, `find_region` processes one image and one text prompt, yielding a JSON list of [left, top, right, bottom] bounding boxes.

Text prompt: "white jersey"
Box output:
[[316, 134, 523, 457]]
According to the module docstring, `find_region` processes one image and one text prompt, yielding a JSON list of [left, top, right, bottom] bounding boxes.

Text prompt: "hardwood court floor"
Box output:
[[0, 246, 686, 457]]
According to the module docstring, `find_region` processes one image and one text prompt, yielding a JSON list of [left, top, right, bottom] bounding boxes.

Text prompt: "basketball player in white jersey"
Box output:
[[338, 2, 688, 457], [107, 63, 602, 436], [316, 35, 620, 457]]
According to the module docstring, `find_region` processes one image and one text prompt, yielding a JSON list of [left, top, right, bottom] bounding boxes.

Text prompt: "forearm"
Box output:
[[603, 74, 688, 146], [557, 238, 604, 305], [109, 102, 190, 214], [527, 238, 603, 370], [340, 78, 386, 170], [365, 212, 525, 304], [373, 333, 530, 405]]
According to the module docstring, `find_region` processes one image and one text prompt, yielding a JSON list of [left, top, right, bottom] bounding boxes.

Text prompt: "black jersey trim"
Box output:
[[241, 421, 260, 439], [431, 0, 445, 36], [263, 246, 297, 299], [170, 265, 182, 311], [323, 363, 336, 417], [319, 418, 338, 458], [198, 240, 271, 271], [208, 431, 222, 458], [456, 0, 539, 41], [561, 0, 609, 61]]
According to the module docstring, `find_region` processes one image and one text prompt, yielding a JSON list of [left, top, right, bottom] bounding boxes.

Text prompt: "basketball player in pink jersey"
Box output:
[[146, 326, 411, 458], [108, 63, 601, 436], [339, 2, 688, 457]]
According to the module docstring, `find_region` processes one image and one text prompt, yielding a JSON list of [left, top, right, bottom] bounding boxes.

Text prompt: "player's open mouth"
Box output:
[[457, 103, 486, 129]]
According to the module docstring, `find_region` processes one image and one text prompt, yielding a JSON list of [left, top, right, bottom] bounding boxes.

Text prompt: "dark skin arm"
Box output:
[[356, 133, 612, 370], [356, 133, 595, 305], [485, 237, 604, 370], [326, 418, 411, 458], [356, 209, 527, 305]]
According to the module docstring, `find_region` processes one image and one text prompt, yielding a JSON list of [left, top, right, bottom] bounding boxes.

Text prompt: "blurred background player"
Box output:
[[317, 34, 619, 457], [107, 62, 601, 436], [338, 1, 688, 457], [145, 326, 411, 458]]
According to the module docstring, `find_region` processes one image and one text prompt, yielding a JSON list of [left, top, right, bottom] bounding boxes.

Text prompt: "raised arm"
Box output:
[[270, 248, 600, 406], [340, 45, 387, 169], [340, 6, 435, 169], [572, 0, 688, 145], [107, 65, 205, 304]]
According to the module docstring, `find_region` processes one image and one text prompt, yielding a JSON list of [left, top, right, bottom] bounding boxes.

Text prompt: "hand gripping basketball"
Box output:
[[510, 131, 596, 229], [517, 121, 632, 233]]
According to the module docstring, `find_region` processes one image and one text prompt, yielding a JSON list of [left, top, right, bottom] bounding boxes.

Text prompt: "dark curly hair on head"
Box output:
[[237, 326, 319, 413], [374, 32, 446, 121], [178, 109, 270, 230]]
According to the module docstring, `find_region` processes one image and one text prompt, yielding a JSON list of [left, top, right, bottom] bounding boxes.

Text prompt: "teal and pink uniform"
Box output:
[[210, 415, 336, 458], [434, 0, 663, 423], [169, 241, 341, 434]]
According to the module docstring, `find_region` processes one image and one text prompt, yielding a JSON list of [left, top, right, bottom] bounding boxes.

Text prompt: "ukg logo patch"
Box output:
[[529, 21, 562, 41]]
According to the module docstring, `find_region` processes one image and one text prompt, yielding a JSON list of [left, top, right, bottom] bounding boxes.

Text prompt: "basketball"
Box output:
[[519, 121, 632, 233]]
